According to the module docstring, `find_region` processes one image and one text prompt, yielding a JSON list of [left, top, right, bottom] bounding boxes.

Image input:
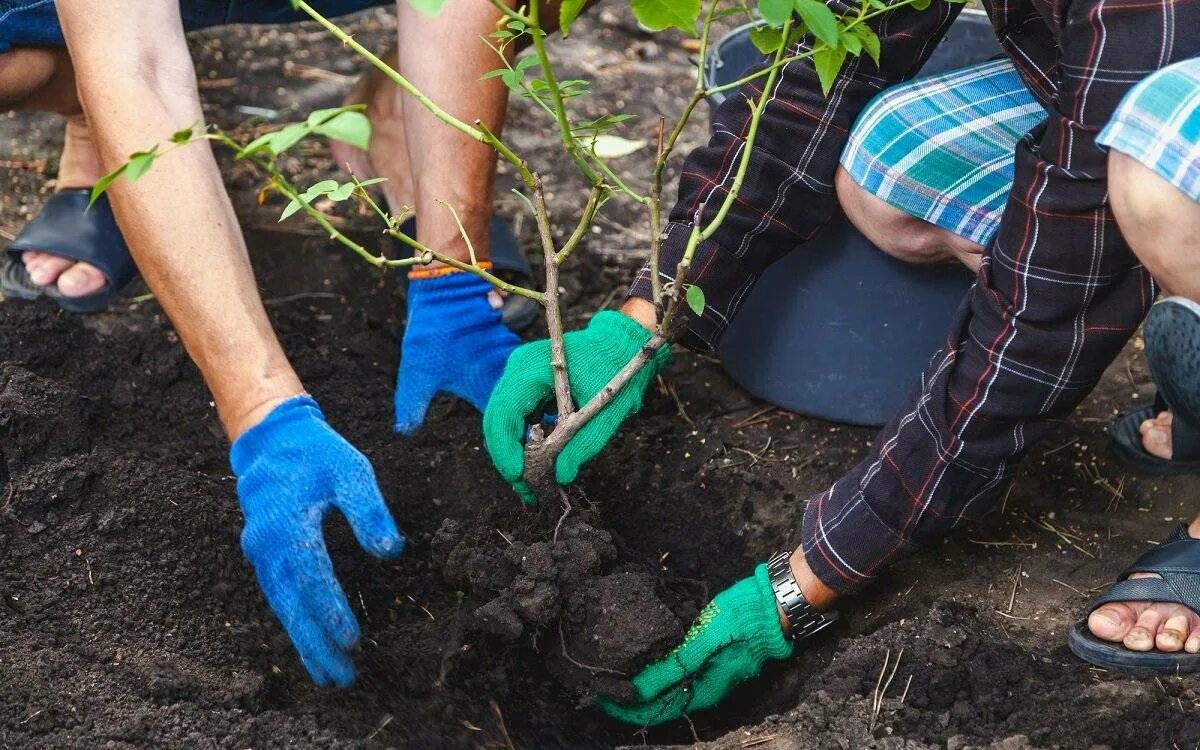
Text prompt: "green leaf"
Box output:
[[279, 198, 305, 222], [300, 179, 339, 202], [911, 0, 931, 8], [481, 68, 508, 80], [749, 25, 785, 54], [312, 110, 372, 151], [758, 0, 793, 26], [840, 27, 862, 55], [852, 25, 880, 66], [89, 164, 127, 208], [560, 0, 587, 35], [406, 0, 446, 15], [685, 285, 706, 316], [125, 147, 159, 182], [327, 181, 357, 201], [265, 123, 310, 156], [812, 43, 847, 95], [590, 134, 648, 158], [630, 0, 701, 33], [170, 126, 194, 144], [355, 177, 389, 188], [793, 0, 840, 48]]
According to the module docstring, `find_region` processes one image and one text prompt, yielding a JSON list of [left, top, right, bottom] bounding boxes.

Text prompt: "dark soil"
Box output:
[[4, 6, 1200, 750]]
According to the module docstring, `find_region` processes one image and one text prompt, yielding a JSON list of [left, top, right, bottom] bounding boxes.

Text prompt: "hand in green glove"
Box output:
[[597, 564, 794, 726], [482, 310, 671, 504]]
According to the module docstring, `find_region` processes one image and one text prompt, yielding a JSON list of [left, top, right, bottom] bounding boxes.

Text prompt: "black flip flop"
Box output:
[[1068, 523, 1200, 673], [391, 215, 540, 332], [2, 189, 138, 314], [1109, 297, 1200, 475]]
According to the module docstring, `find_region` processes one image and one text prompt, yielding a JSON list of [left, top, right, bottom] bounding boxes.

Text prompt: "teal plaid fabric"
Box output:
[[840, 58, 1044, 247], [1100, 57, 1200, 203]]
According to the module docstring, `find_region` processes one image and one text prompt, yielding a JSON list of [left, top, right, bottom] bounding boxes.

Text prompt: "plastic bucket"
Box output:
[[707, 10, 1003, 426]]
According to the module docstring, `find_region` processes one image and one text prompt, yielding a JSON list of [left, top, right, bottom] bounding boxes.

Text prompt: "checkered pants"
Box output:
[[627, 0, 1200, 593]]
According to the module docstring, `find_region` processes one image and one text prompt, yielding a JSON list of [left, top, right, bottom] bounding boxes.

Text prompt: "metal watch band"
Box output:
[[766, 550, 838, 641]]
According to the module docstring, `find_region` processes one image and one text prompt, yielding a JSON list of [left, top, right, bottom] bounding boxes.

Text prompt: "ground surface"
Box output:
[[3, 7, 1200, 750]]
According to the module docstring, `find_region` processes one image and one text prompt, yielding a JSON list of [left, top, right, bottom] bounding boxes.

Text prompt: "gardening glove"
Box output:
[[231, 395, 406, 688], [393, 270, 521, 435], [597, 564, 793, 726], [483, 310, 671, 504]]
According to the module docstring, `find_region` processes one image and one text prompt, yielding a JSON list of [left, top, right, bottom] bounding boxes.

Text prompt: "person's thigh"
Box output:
[[839, 57, 1045, 251]]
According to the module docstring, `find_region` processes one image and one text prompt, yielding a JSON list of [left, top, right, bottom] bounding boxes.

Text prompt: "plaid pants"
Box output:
[[627, 0, 1200, 593]]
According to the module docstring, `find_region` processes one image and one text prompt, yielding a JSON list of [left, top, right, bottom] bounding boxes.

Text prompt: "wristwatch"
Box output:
[[766, 550, 838, 640]]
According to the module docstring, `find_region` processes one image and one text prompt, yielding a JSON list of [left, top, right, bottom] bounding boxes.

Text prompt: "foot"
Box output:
[[21, 115, 108, 298], [1140, 410, 1175, 460], [1087, 518, 1200, 653]]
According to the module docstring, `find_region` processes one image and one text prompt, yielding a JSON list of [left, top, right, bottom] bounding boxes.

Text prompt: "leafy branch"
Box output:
[[96, 0, 953, 501]]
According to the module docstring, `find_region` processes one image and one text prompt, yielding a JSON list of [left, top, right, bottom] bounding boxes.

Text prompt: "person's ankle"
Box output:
[[56, 115, 104, 190], [1187, 516, 1200, 539]]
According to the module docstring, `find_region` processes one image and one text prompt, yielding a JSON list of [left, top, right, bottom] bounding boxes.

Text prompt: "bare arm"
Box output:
[[55, 0, 302, 438]]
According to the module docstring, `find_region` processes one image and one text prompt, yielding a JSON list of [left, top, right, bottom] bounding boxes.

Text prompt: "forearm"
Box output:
[[64, 31, 300, 437]]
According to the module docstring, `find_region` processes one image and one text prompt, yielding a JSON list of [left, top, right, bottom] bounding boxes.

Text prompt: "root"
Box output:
[[558, 621, 627, 677]]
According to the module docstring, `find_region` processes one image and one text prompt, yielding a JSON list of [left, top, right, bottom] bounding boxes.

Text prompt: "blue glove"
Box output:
[[231, 395, 405, 687], [393, 271, 521, 435]]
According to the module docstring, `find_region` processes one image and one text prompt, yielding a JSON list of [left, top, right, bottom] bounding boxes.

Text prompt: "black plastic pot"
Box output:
[[708, 10, 1003, 427]]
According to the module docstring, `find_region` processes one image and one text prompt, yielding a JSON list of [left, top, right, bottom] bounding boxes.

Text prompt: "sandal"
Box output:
[[1109, 297, 1200, 475], [1068, 523, 1200, 673], [1, 189, 139, 314]]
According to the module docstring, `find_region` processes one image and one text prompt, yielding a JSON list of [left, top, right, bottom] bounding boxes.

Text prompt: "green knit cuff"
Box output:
[[748, 564, 796, 661]]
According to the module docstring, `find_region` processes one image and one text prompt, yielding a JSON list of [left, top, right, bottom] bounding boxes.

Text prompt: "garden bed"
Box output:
[[2, 7, 1200, 748]]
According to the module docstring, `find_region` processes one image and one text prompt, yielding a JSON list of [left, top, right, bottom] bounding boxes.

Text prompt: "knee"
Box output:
[[836, 167, 963, 265]]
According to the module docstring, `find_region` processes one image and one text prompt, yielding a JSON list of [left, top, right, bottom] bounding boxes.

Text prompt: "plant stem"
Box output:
[[555, 183, 605, 265], [527, 0, 597, 183], [531, 179, 574, 417], [387, 227, 546, 302]]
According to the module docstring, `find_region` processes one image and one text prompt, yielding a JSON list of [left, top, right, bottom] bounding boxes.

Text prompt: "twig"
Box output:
[[870, 648, 902, 730], [490, 700, 516, 750], [732, 406, 776, 429], [1008, 563, 1021, 613], [558, 621, 626, 676], [364, 714, 394, 742], [659, 375, 694, 426], [435, 199, 478, 268]]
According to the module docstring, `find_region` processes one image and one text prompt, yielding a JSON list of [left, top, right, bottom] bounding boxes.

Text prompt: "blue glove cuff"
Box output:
[[406, 269, 497, 306], [230, 395, 322, 476]]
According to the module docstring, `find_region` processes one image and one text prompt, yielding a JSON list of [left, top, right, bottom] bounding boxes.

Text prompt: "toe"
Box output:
[[1140, 420, 1174, 461], [1125, 607, 1166, 651], [26, 255, 74, 286], [1186, 622, 1200, 654], [56, 262, 106, 297], [1156, 611, 1190, 652], [1088, 602, 1138, 642]]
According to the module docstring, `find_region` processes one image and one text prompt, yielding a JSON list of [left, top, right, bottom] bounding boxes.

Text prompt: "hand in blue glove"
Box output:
[[393, 270, 521, 435], [231, 396, 405, 687]]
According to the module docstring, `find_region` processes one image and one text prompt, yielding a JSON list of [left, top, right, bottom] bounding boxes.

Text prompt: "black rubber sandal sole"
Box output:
[[1068, 523, 1200, 673], [2, 189, 139, 314]]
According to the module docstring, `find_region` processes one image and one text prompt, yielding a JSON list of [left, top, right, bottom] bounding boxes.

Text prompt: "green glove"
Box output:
[[597, 564, 794, 726], [483, 310, 671, 504]]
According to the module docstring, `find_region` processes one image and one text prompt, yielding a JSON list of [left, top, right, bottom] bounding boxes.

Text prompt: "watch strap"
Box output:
[[766, 550, 838, 641]]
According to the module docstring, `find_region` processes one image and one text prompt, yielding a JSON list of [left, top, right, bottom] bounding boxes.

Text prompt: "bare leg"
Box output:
[[1086, 149, 1200, 652], [1, 47, 107, 298], [1109, 149, 1200, 460]]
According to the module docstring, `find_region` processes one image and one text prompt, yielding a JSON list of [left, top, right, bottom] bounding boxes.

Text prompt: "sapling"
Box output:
[[95, 0, 954, 502]]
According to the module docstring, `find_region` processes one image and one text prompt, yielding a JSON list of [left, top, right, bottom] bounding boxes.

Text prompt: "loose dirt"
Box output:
[[3, 7, 1200, 749]]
